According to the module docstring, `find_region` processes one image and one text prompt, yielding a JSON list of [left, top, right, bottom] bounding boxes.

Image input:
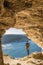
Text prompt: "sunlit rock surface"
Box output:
[[0, 0, 43, 65], [3, 52, 43, 65], [0, 0, 43, 48]]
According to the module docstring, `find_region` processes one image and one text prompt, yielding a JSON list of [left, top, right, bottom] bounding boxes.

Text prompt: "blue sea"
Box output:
[[2, 40, 42, 58]]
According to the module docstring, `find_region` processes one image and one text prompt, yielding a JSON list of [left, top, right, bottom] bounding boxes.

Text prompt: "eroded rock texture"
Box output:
[[3, 52, 43, 65], [0, 0, 43, 47], [0, 0, 43, 65]]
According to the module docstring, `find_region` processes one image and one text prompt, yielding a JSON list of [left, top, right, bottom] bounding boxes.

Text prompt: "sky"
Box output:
[[4, 28, 26, 35]]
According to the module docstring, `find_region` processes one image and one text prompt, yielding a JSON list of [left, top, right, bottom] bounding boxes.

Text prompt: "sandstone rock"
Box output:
[[17, 63, 21, 65], [0, 0, 43, 65], [33, 52, 43, 60], [4, 63, 9, 65]]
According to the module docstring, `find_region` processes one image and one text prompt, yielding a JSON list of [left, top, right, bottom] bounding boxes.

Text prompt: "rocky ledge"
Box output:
[[3, 52, 43, 65]]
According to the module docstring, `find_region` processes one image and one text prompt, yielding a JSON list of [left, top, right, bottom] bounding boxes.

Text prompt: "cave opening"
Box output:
[[1, 28, 42, 59]]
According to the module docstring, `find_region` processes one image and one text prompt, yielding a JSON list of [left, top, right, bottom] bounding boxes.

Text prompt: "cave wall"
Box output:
[[0, 0, 43, 65]]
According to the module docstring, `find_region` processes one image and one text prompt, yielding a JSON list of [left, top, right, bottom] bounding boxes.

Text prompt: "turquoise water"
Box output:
[[2, 40, 42, 58]]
